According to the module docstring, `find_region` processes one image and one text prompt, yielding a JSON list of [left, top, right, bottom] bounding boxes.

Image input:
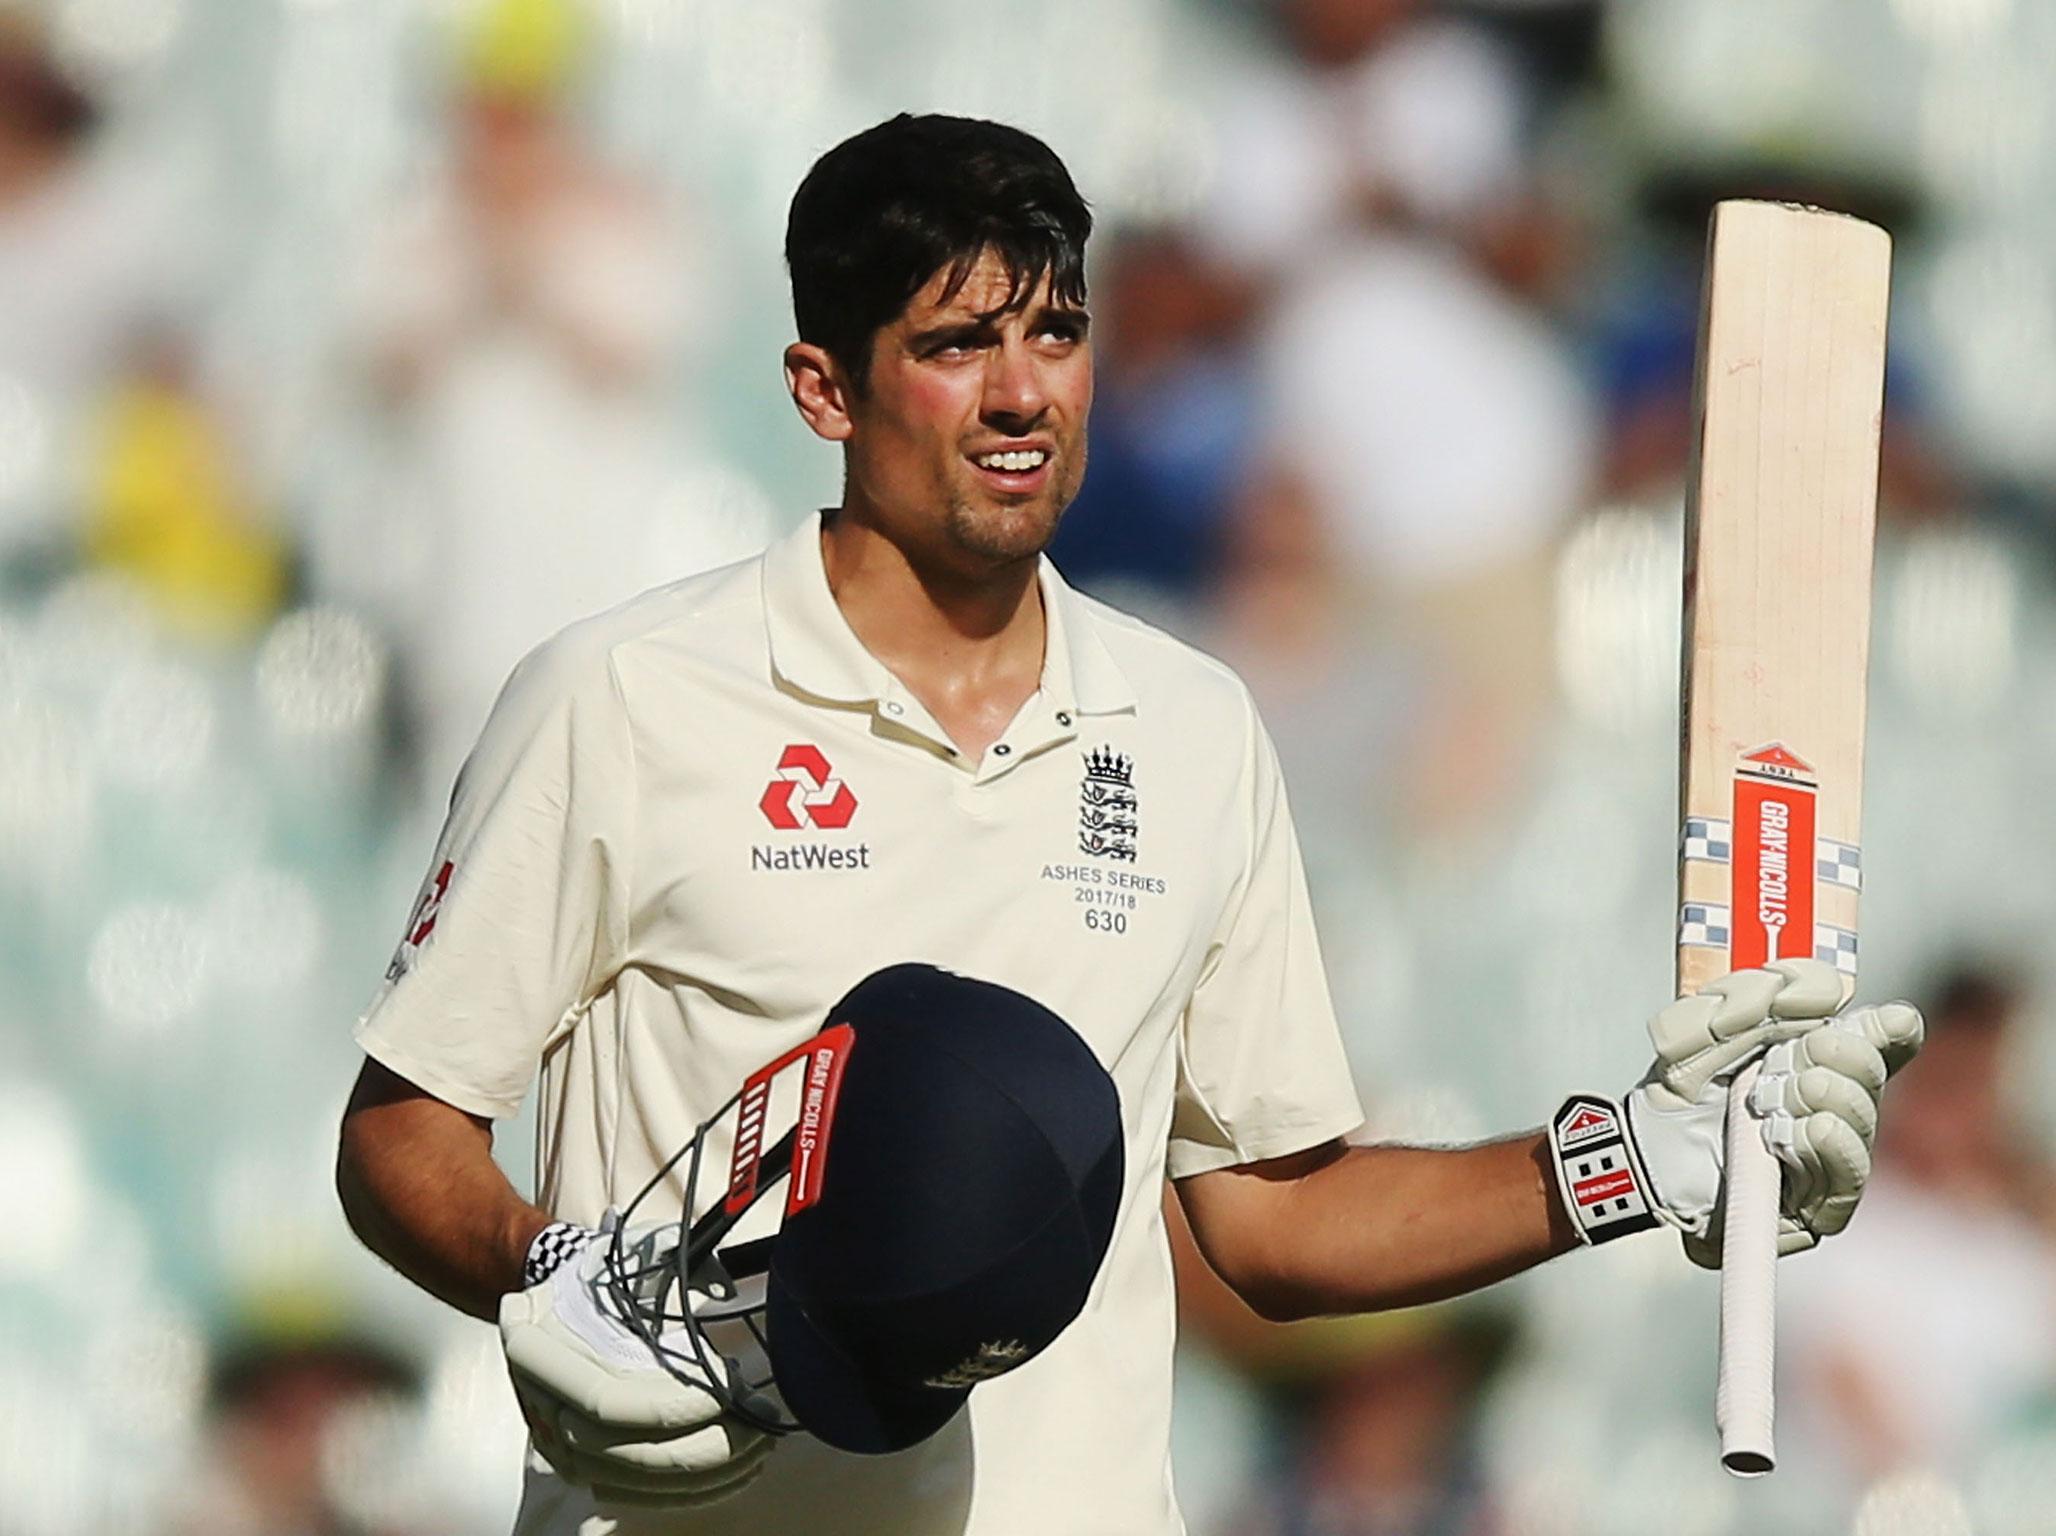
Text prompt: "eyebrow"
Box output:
[[904, 305, 1092, 352]]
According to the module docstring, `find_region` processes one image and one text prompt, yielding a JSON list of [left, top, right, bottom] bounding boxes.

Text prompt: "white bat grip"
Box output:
[[1717, 1057, 1777, 1476]]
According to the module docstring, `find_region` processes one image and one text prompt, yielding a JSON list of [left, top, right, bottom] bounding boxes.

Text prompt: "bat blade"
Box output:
[[1677, 199, 1890, 1477]]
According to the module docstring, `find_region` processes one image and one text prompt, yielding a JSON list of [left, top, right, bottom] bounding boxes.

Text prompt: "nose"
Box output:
[[981, 334, 1049, 434]]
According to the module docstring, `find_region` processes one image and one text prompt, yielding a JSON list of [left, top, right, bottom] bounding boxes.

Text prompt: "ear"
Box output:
[[784, 342, 856, 443]]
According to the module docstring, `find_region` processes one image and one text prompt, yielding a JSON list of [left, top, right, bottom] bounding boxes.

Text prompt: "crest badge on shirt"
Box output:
[[1079, 746, 1138, 861], [385, 858, 454, 981]]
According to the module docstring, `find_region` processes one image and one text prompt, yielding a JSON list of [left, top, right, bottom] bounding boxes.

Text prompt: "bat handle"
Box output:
[[1717, 1057, 1778, 1476]]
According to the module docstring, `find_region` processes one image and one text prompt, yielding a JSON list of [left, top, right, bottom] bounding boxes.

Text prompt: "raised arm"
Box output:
[[335, 1056, 551, 1322], [1177, 962, 1923, 1324], [1175, 1134, 1575, 1322]]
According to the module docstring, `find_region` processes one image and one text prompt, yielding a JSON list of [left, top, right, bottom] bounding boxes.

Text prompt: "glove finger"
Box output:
[[557, 1447, 732, 1496], [1791, 1113, 1872, 1237], [1760, 1108, 1820, 1216], [1682, 1227, 1722, 1271], [1774, 1221, 1820, 1257], [503, 1318, 728, 1431], [589, 1458, 769, 1511], [1763, 958, 1845, 1018], [1647, 992, 1725, 1064], [1788, 1027, 1889, 1103], [1762, 1099, 1834, 1215], [1841, 1002, 1925, 1076], [556, 1436, 769, 1498], [1649, 966, 1835, 1101], [1756, 1061, 1879, 1145], [1650, 969, 1781, 1059], [588, 1437, 771, 1506], [1802, 1065, 1879, 1144], [1704, 966, 1790, 1032], [557, 1406, 771, 1476], [510, 1377, 581, 1484], [1685, 1213, 1820, 1265]]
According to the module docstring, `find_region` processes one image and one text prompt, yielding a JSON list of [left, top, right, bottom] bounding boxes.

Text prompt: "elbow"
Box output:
[[334, 1104, 391, 1257], [1208, 1250, 1322, 1325], [1236, 1275, 1322, 1325], [334, 1116, 371, 1245]]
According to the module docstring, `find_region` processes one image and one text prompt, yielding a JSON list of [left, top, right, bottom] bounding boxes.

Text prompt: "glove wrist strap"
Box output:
[[1548, 1095, 1660, 1246], [522, 1220, 591, 1287]]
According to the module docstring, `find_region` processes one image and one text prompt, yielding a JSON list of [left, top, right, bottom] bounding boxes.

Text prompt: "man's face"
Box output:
[[841, 248, 1091, 574]]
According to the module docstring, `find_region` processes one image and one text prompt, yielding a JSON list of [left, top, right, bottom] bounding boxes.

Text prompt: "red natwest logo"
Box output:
[[759, 744, 858, 830]]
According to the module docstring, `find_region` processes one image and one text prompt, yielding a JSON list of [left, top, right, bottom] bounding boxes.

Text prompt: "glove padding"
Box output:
[[1625, 959, 1923, 1268], [500, 1220, 776, 1507]]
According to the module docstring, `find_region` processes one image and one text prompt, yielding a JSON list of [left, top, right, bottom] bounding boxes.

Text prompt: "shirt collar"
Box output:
[[761, 512, 893, 706], [1037, 551, 1137, 716], [762, 511, 1136, 716]]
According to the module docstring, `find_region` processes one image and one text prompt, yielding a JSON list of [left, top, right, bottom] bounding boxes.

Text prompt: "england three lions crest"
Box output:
[[1080, 746, 1138, 861]]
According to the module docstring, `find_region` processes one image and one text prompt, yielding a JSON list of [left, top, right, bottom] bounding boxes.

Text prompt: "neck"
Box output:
[[819, 508, 1046, 712]]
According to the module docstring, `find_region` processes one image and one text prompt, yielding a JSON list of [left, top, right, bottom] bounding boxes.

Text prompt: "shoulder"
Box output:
[[1066, 587, 1261, 739], [489, 552, 766, 737]]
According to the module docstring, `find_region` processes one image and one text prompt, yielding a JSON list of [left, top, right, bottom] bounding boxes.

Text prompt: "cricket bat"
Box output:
[[1677, 200, 1890, 1476]]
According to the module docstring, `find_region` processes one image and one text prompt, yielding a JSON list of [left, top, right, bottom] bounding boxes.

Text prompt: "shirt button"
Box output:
[[1056, 711, 1073, 727], [883, 701, 904, 717], [993, 743, 1011, 756]]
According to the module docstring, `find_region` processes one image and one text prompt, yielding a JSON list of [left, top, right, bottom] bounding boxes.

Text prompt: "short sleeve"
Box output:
[[354, 634, 636, 1120], [1166, 691, 1364, 1179]]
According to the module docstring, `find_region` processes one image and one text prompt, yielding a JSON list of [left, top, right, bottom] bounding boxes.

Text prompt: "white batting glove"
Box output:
[[1624, 959, 1924, 1267], [500, 1218, 777, 1507]]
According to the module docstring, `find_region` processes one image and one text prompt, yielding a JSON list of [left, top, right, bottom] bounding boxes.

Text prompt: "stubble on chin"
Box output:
[[945, 496, 1063, 565], [943, 452, 1087, 567]]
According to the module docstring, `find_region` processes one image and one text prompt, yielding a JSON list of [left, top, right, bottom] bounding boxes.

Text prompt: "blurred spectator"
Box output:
[[0, 9, 208, 561], [1046, 230, 1260, 608], [1239, 231, 1591, 843], [1590, 175, 1949, 527], [1199, 0, 1577, 300], [1197, 459, 1406, 852], [173, 1327, 420, 1536], [1782, 960, 2056, 1490], [1248, 222, 1593, 601], [0, 2, 2051, 1532], [1243, 1320, 1508, 1536], [342, 0, 762, 799], [1180, 1, 1599, 846], [1169, 1194, 1510, 1536], [83, 355, 288, 642]]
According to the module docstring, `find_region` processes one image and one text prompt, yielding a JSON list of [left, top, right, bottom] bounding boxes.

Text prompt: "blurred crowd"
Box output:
[[3, 1, 2055, 1533]]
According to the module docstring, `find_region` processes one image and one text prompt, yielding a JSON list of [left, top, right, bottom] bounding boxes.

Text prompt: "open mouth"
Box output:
[[968, 446, 1052, 494]]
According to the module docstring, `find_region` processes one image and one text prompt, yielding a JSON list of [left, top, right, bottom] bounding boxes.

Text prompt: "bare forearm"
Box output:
[[1188, 1134, 1579, 1322], [336, 1061, 552, 1322]]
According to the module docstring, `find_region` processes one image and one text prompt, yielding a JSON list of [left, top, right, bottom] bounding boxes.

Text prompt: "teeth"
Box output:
[[976, 449, 1047, 472]]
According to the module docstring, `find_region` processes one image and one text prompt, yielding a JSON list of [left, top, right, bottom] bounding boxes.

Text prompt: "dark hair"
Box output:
[[0, 31, 99, 145], [208, 1333, 420, 1415], [1923, 959, 2021, 1037], [785, 114, 1092, 390]]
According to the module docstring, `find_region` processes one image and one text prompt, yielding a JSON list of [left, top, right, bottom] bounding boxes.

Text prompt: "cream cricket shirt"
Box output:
[[355, 513, 1364, 1536]]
